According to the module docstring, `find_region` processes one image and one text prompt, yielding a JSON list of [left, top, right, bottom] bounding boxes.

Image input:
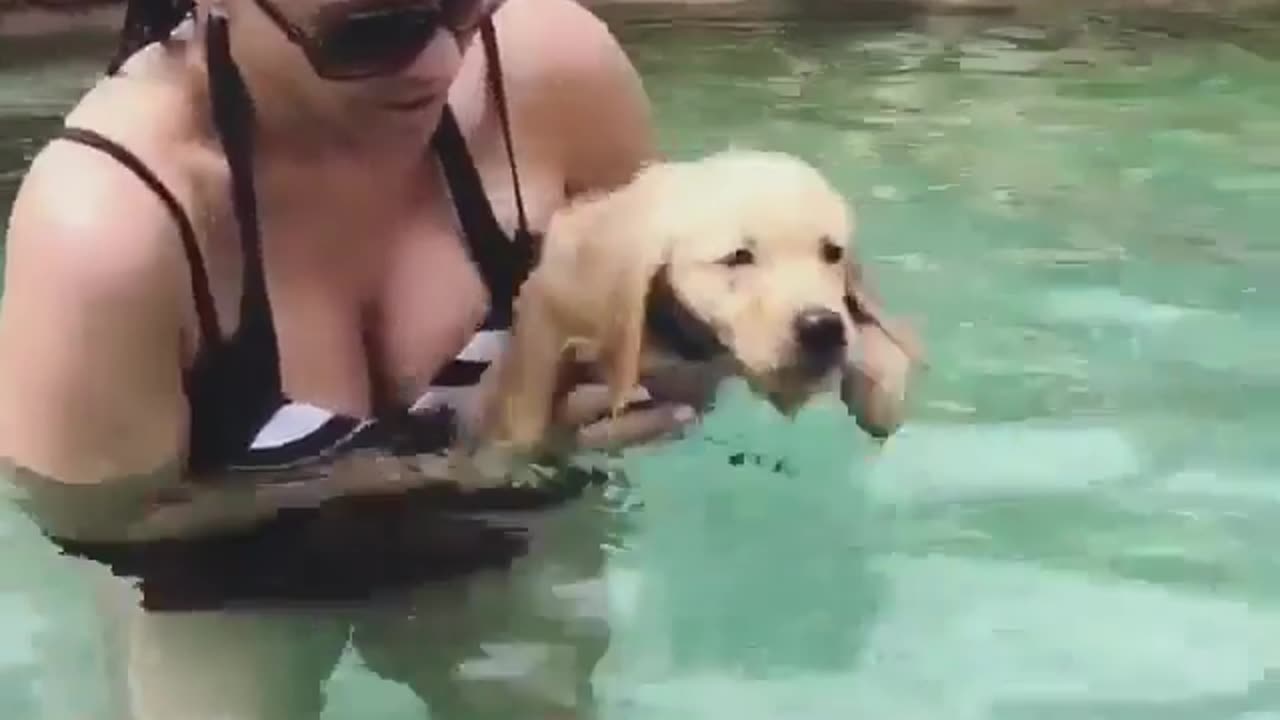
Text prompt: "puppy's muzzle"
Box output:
[[793, 306, 846, 373]]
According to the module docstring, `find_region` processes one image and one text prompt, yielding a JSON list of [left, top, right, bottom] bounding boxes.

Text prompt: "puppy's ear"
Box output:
[[842, 257, 925, 366], [840, 320, 914, 440], [841, 256, 925, 439]]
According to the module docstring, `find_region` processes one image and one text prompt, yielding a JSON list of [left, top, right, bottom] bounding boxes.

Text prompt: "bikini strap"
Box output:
[[431, 19, 539, 320], [206, 9, 275, 349], [434, 109, 532, 314], [56, 125, 221, 349], [425, 18, 538, 318], [479, 18, 529, 237]]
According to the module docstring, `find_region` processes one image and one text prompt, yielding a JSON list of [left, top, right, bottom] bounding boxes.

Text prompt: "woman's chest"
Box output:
[[255, 212, 494, 418], [193, 107, 564, 418]]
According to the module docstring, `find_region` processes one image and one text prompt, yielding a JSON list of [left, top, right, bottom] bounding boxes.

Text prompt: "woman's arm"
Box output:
[[499, 0, 660, 198], [0, 140, 193, 540], [479, 0, 698, 456], [550, 8, 659, 196]]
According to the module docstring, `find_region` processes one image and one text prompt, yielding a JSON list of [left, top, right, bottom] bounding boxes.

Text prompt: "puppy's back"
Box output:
[[532, 160, 697, 328]]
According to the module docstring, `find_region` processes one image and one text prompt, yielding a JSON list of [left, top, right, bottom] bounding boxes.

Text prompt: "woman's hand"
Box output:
[[554, 382, 699, 454], [457, 356, 714, 481], [540, 355, 729, 459]]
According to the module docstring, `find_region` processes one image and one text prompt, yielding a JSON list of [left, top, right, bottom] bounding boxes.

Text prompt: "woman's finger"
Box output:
[[555, 383, 652, 428], [574, 402, 697, 453]]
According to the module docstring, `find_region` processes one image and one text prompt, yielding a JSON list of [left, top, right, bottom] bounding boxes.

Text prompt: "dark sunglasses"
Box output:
[[248, 0, 487, 80]]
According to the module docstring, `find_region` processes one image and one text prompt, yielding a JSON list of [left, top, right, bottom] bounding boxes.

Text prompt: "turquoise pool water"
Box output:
[[3, 11, 1280, 720]]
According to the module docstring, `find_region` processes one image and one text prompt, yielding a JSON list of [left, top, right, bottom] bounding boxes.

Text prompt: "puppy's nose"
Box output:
[[793, 307, 846, 355]]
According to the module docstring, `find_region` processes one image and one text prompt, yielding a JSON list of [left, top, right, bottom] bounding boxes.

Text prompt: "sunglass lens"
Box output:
[[312, 6, 439, 79], [440, 0, 485, 30]]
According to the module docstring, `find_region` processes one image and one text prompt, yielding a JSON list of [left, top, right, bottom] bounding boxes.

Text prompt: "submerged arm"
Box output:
[[0, 139, 196, 540]]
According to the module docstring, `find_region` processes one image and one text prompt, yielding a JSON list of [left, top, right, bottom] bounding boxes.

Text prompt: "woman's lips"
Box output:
[[381, 92, 438, 112]]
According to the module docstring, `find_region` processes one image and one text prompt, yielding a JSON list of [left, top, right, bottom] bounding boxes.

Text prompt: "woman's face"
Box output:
[[226, 0, 492, 132]]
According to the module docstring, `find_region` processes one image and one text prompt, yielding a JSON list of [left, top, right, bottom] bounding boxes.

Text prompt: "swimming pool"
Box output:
[[2, 8, 1279, 719]]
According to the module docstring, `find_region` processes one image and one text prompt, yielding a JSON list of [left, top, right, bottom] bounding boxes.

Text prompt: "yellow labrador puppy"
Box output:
[[474, 148, 923, 462]]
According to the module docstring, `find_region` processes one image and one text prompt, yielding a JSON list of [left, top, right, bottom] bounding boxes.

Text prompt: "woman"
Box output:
[[0, 0, 695, 716]]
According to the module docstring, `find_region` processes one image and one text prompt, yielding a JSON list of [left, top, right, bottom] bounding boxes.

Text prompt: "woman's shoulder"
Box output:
[[7, 46, 223, 319], [59, 43, 224, 210], [493, 0, 630, 75], [486, 0, 657, 191]]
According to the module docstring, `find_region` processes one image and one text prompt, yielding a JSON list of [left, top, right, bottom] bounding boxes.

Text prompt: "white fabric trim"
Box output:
[[410, 385, 479, 413], [250, 402, 337, 449], [456, 330, 509, 363]]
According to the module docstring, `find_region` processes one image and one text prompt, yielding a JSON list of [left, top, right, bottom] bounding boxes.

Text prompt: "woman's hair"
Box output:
[[107, 0, 196, 74]]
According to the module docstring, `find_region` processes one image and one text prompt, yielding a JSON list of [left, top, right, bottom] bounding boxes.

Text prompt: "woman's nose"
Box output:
[[397, 30, 464, 84]]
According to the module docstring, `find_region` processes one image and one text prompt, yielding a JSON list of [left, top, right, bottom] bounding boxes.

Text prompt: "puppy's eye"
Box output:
[[720, 248, 755, 267], [820, 238, 843, 264]]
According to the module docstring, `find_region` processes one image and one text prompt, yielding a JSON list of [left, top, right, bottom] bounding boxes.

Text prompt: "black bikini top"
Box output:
[[57, 18, 541, 477]]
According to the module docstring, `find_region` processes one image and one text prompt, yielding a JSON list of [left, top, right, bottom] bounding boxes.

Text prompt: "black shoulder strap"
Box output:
[[206, 10, 274, 349], [178, 12, 287, 476], [479, 18, 529, 236], [430, 18, 538, 316], [57, 125, 221, 348], [433, 110, 526, 305]]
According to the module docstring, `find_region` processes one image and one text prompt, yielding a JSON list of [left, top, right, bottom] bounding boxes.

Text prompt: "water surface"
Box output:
[[2, 12, 1279, 720]]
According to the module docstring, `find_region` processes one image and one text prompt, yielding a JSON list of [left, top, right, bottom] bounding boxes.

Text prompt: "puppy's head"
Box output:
[[635, 150, 860, 414], [519, 149, 921, 445]]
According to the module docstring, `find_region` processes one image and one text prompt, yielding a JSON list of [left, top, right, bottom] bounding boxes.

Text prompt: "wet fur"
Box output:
[[477, 149, 923, 458]]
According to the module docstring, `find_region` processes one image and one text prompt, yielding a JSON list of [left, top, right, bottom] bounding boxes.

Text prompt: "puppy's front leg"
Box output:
[[480, 283, 577, 458]]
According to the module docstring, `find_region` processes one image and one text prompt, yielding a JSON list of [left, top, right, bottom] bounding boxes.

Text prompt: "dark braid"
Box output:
[[107, 0, 196, 74]]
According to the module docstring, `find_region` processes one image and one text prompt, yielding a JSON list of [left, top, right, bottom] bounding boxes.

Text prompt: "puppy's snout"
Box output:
[[793, 307, 846, 356]]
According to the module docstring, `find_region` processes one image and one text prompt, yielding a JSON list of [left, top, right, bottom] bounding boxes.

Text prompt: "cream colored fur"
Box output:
[[476, 148, 923, 458]]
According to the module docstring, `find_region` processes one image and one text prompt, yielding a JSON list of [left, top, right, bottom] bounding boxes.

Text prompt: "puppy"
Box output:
[[474, 149, 923, 460]]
